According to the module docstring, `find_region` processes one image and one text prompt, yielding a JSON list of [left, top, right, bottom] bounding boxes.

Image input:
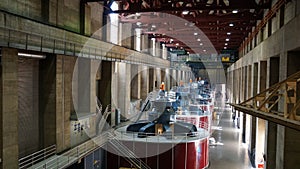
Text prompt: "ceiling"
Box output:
[[94, 0, 271, 55]]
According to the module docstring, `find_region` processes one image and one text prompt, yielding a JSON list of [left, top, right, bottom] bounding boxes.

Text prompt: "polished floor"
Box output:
[[209, 108, 253, 169]]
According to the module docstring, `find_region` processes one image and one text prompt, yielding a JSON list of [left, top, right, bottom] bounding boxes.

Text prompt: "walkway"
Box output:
[[209, 107, 253, 169]]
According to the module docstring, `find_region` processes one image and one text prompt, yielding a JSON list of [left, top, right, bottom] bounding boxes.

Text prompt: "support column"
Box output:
[[116, 62, 131, 118], [155, 68, 161, 89], [39, 54, 56, 148], [98, 61, 112, 112], [265, 57, 279, 169], [141, 66, 149, 100], [256, 61, 267, 167], [165, 69, 170, 91], [148, 68, 154, 92], [131, 64, 141, 100], [275, 51, 300, 169], [161, 68, 166, 87], [55, 55, 76, 153], [242, 66, 247, 143], [0, 48, 18, 169]]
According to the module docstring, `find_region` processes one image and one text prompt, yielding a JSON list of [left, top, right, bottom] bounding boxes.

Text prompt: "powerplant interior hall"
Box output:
[[1, 0, 300, 169]]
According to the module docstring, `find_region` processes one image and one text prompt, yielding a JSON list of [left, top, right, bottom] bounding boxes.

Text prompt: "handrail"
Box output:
[[107, 132, 151, 169], [18, 145, 56, 169], [239, 0, 289, 54], [29, 131, 111, 169], [0, 11, 171, 69]]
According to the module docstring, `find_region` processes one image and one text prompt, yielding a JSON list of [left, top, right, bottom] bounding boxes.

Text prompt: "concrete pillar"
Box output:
[[141, 66, 149, 100], [273, 51, 300, 169], [0, 48, 19, 169], [233, 69, 238, 103], [131, 64, 141, 100], [77, 58, 91, 114], [164, 69, 169, 91], [115, 62, 131, 118], [148, 68, 154, 92], [155, 41, 161, 58], [176, 70, 180, 85], [98, 61, 112, 112], [141, 34, 149, 54], [155, 68, 161, 89], [266, 121, 277, 169], [265, 57, 280, 169], [256, 61, 267, 167], [39, 54, 56, 148], [55, 55, 76, 153], [161, 68, 166, 87], [242, 66, 247, 143], [170, 69, 177, 87]]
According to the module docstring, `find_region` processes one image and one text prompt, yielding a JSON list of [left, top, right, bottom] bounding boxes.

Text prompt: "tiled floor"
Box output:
[[209, 108, 253, 169]]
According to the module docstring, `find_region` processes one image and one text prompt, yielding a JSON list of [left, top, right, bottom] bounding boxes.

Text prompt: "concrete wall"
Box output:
[[0, 0, 42, 21], [228, 2, 300, 169], [18, 58, 39, 158], [0, 48, 19, 169]]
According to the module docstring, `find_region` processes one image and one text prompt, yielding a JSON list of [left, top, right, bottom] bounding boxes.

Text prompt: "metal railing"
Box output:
[[107, 132, 151, 169], [29, 132, 111, 169], [18, 145, 56, 169], [0, 11, 172, 69]]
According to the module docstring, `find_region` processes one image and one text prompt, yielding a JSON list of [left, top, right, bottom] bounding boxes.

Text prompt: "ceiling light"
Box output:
[[224, 47, 227, 49], [226, 38, 230, 41], [152, 25, 156, 28], [194, 32, 198, 36], [189, 22, 195, 26], [182, 11, 189, 15], [203, 49, 206, 52], [227, 32, 231, 35], [197, 38, 201, 41], [225, 43, 228, 45], [176, 43, 179, 46], [232, 10, 238, 14], [136, 22, 142, 26], [18, 53, 46, 59], [229, 23, 234, 27], [200, 43, 203, 46]]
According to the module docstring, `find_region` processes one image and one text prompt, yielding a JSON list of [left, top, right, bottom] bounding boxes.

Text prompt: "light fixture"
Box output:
[[176, 43, 179, 46], [225, 43, 228, 45], [232, 10, 238, 14], [227, 32, 231, 35], [18, 53, 46, 59], [200, 43, 203, 46], [224, 47, 227, 49], [194, 32, 198, 36], [182, 11, 189, 15], [226, 38, 230, 41], [136, 22, 142, 26], [229, 23, 234, 27], [197, 38, 201, 41], [203, 49, 206, 52], [152, 25, 156, 28]]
